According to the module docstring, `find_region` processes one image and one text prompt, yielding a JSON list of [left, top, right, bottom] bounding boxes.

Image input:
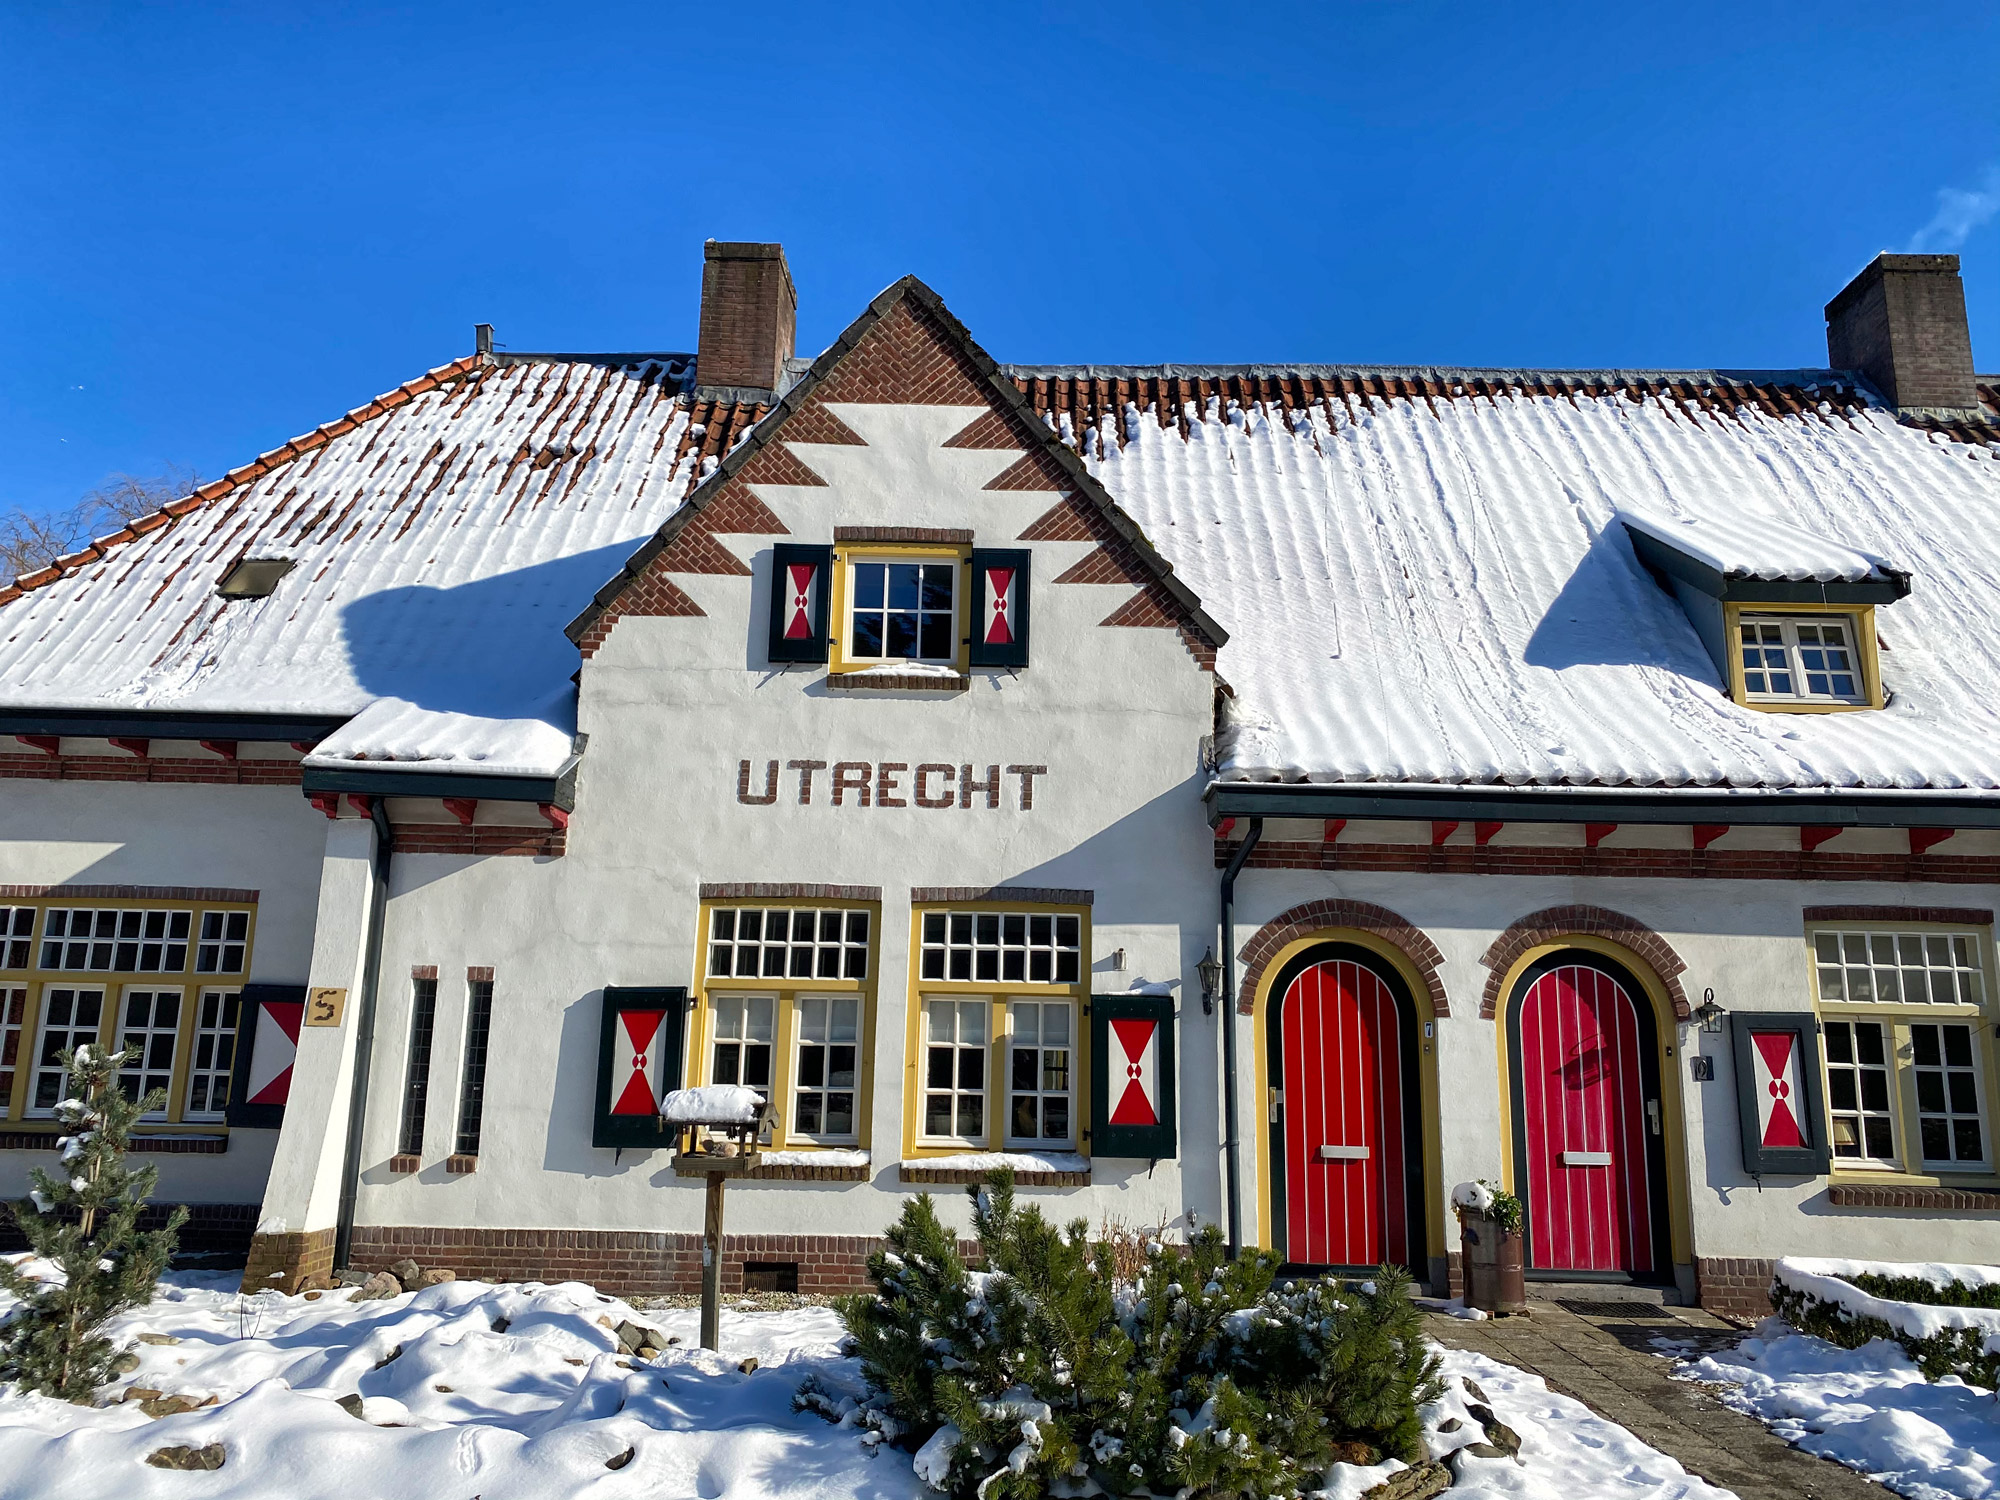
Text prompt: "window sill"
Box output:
[[1826, 1181, 2000, 1211], [445, 1154, 478, 1174], [825, 671, 969, 693], [388, 1153, 419, 1175], [901, 1150, 1089, 1187]]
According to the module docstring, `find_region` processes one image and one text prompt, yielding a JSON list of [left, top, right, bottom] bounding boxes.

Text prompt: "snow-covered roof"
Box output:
[[1616, 504, 1904, 589], [1046, 367, 2000, 792], [0, 353, 731, 778]]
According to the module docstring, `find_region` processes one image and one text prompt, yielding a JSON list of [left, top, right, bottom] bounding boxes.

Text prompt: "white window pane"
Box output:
[[959, 1001, 985, 1044], [714, 995, 744, 1037], [832, 997, 859, 1041], [1044, 1006, 1070, 1045], [747, 995, 775, 1042]]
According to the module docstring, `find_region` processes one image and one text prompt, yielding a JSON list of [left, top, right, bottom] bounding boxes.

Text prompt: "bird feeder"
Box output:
[[661, 1085, 774, 1350]]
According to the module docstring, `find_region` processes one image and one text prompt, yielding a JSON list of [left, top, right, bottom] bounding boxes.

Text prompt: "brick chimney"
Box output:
[[1825, 253, 1983, 421], [695, 241, 796, 398]]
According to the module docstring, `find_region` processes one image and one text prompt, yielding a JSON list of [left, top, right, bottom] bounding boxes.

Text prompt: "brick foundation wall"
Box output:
[[344, 1227, 915, 1298], [0, 1202, 257, 1258], [1695, 1256, 1776, 1319], [241, 1227, 336, 1294]]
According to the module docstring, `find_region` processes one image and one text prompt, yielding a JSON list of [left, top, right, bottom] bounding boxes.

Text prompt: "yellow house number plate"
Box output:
[[304, 987, 349, 1027]]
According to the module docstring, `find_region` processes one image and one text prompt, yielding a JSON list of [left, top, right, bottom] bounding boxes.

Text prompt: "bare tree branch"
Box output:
[[0, 467, 203, 584]]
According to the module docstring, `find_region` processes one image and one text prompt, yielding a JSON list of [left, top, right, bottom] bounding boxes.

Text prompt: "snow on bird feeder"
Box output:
[[660, 1085, 775, 1351]]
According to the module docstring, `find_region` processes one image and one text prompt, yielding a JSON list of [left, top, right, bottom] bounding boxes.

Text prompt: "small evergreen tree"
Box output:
[[0, 1044, 186, 1400], [829, 1170, 1443, 1499]]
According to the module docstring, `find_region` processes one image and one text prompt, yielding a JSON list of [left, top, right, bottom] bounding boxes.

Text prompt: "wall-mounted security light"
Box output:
[[217, 557, 296, 600]]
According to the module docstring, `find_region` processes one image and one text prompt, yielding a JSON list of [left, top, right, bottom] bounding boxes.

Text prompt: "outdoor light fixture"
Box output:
[[1693, 987, 1725, 1033], [1196, 947, 1221, 1015]]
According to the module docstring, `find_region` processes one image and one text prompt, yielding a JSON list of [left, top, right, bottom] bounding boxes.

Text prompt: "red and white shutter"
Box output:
[[1108, 1016, 1160, 1127], [595, 987, 687, 1148], [226, 984, 307, 1128], [968, 549, 1031, 668], [1749, 1029, 1805, 1149], [1092, 994, 1174, 1156], [766, 545, 831, 664], [1728, 1013, 1830, 1175]]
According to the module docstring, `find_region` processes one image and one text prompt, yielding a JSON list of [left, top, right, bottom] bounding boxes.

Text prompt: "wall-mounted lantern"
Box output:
[[1196, 948, 1222, 1016], [1693, 987, 1726, 1033]]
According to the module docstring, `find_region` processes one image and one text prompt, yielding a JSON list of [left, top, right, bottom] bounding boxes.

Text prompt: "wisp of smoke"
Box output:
[[1904, 164, 2000, 253]]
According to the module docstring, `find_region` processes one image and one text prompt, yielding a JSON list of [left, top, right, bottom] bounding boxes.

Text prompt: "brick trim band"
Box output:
[[0, 756, 303, 787], [1826, 1182, 2000, 1211], [672, 1160, 870, 1183], [392, 826, 565, 857], [0, 884, 259, 902], [344, 1227, 893, 1298], [411, 965, 438, 980], [466, 966, 494, 983], [0, 1131, 226, 1153], [900, 1164, 1088, 1186], [910, 887, 1094, 906], [1227, 840, 2000, 886], [1478, 905, 1690, 1020], [1233, 899, 1448, 1019], [1803, 905, 1994, 925], [833, 526, 974, 544], [699, 883, 883, 902]]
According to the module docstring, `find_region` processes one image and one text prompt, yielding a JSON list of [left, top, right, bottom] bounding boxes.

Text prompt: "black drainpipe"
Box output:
[[1218, 815, 1262, 1259], [333, 798, 394, 1271]]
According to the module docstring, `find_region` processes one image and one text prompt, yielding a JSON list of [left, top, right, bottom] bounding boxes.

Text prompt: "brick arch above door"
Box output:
[[1478, 904, 1691, 1020], [1236, 899, 1447, 1017]]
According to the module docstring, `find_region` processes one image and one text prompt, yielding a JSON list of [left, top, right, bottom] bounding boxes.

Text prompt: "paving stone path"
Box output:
[[1422, 1298, 1883, 1500]]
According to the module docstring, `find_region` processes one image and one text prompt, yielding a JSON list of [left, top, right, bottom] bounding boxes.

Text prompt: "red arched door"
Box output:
[[1512, 961, 1660, 1276], [1274, 957, 1410, 1268]]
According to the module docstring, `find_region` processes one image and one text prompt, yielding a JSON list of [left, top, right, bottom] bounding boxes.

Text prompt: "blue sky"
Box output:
[[3, 4, 1995, 516]]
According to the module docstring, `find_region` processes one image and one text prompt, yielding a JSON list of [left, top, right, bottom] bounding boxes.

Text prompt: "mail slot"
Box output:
[[1562, 1150, 1613, 1167], [1317, 1144, 1370, 1161]]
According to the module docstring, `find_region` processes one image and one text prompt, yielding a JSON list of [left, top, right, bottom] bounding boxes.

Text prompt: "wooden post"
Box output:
[[700, 1170, 726, 1351]]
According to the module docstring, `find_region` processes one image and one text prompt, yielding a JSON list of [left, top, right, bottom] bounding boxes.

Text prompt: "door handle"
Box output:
[[1647, 1099, 1662, 1136], [1269, 1086, 1282, 1123], [1318, 1144, 1370, 1161]]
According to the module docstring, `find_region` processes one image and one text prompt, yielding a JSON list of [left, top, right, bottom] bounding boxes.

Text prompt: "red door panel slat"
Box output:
[[1518, 965, 1654, 1274], [1281, 960, 1406, 1266]]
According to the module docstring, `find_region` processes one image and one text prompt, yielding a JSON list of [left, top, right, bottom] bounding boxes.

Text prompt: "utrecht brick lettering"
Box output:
[[737, 759, 1044, 810]]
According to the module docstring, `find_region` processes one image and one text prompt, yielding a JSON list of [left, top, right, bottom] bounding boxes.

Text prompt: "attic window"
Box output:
[[1739, 615, 1866, 704], [216, 558, 295, 600]]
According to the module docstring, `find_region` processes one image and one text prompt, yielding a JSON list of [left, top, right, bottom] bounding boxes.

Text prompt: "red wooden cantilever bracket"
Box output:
[[1585, 823, 1617, 849], [289, 740, 320, 754], [538, 803, 569, 831], [1474, 821, 1504, 846], [108, 737, 149, 759], [1692, 824, 1729, 851], [16, 735, 57, 757], [345, 794, 375, 818], [1216, 817, 1237, 838], [308, 793, 340, 820], [1430, 821, 1458, 847], [1322, 818, 1346, 843], [200, 740, 238, 761], [1910, 828, 1955, 856], [1800, 826, 1842, 853], [442, 797, 478, 827]]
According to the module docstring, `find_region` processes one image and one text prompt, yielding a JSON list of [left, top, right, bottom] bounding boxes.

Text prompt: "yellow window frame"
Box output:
[[1723, 601, 1883, 713], [1806, 919, 2000, 1186], [690, 897, 880, 1154], [902, 901, 1092, 1161], [0, 897, 258, 1131], [827, 542, 972, 676]]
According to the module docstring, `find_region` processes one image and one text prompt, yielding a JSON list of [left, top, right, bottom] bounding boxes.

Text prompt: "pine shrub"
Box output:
[[830, 1171, 1443, 1498], [0, 1044, 186, 1400]]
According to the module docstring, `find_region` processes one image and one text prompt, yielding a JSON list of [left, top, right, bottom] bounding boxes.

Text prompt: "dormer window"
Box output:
[[850, 559, 955, 662], [1739, 615, 1865, 704]]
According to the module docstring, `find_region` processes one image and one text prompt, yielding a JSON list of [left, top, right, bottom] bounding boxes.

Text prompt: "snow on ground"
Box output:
[[0, 1268, 1747, 1500], [1676, 1321, 1999, 1500], [1409, 1346, 1736, 1500], [0, 1271, 921, 1500]]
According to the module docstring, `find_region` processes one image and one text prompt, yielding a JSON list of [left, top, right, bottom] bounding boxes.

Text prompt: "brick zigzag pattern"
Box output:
[[1477, 904, 1690, 1019], [1233, 898, 1448, 1018]]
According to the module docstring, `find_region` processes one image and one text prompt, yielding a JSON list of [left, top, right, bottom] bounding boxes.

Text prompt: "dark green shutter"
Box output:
[[594, 987, 688, 1149], [967, 549, 1030, 668], [1091, 993, 1175, 1158], [1728, 1012, 1830, 1176], [767, 544, 832, 664]]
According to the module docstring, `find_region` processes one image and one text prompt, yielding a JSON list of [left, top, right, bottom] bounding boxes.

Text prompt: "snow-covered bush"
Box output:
[[831, 1170, 1441, 1498], [0, 1045, 186, 1400], [1769, 1257, 2000, 1389]]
